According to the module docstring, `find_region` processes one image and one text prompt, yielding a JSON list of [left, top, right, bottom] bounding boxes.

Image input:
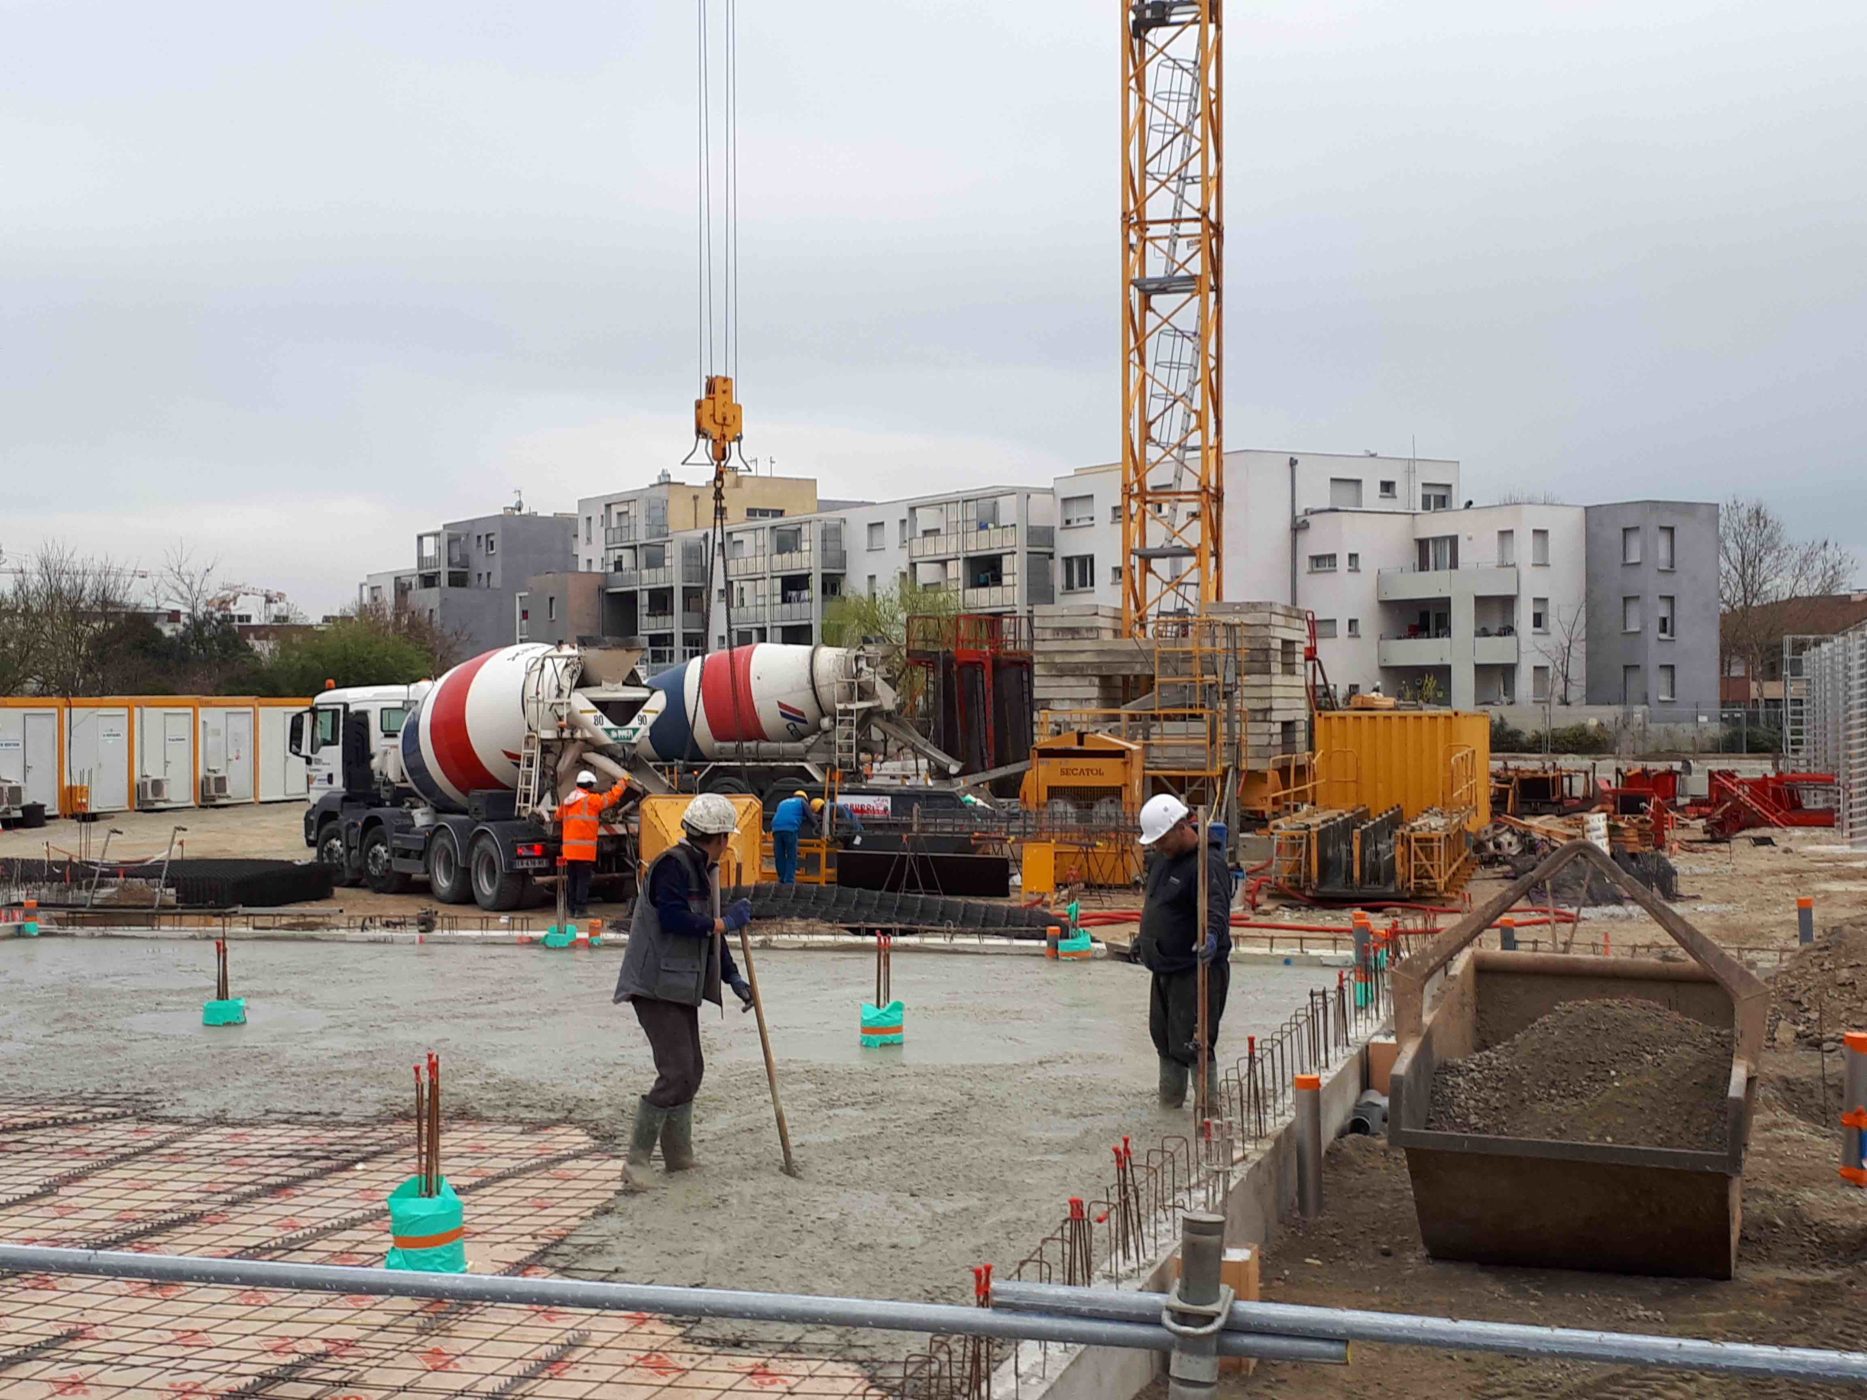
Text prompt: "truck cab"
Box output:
[[289, 682, 431, 798]]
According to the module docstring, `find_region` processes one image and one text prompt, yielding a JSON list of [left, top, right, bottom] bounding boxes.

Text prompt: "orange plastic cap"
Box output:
[[1844, 1031, 1867, 1055], [1294, 1073, 1322, 1091], [1798, 896, 1815, 909]]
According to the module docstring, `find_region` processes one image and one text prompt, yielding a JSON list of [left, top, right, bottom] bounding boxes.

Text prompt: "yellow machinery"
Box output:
[[1269, 711, 1490, 900], [637, 793, 764, 892], [1018, 730, 1145, 896]]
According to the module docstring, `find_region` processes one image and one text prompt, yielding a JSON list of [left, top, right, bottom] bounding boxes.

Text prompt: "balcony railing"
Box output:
[[1376, 563, 1518, 602], [770, 599, 815, 623], [820, 546, 848, 572], [680, 559, 710, 585], [642, 613, 675, 633], [606, 568, 639, 590], [636, 565, 673, 588], [1377, 635, 1454, 668], [604, 523, 639, 547], [680, 611, 707, 632], [962, 583, 1018, 609]]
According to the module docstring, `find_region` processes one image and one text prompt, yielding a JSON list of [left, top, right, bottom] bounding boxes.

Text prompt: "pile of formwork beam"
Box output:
[[1029, 601, 1312, 770]]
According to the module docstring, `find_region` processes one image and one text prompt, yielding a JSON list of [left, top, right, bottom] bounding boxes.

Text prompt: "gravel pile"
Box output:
[[1425, 997, 1733, 1152]]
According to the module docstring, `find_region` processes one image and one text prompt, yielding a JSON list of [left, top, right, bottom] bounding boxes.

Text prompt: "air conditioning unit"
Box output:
[[136, 776, 170, 808], [0, 782, 23, 812], [200, 772, 230, 802]]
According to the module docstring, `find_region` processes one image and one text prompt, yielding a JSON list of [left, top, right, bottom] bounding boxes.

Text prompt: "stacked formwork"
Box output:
[[1030, 602, 1309, 769], [1805, 620, 1867, 845]]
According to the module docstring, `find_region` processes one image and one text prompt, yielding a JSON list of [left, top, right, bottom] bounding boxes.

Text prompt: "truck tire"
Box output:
[[427, 830, 473, 905], [361, 827, 410, 895], [470, 832, 527, 912], [316, 820, 357, 888], [702, 773, 753, 796]]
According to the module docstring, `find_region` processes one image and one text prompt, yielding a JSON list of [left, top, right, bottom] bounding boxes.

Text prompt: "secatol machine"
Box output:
[[295, 640, 956, 910]]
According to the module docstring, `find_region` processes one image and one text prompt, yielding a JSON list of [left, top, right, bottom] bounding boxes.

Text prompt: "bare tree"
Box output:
[[2, 542, 149, 695], [1720, 497, 1857, 688], [349, 599, 471, 675], [159, 542, 221, 621], [1534, 603, 1586, 707]]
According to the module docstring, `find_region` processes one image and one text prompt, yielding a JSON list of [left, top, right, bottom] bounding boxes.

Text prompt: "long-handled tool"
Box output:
[[1194, 806, 1211, 1126], [215, 939, 229, 1002], [712, 868, 799, 1177]]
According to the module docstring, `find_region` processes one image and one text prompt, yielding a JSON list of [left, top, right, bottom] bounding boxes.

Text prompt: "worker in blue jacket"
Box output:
[[769, 789, 817, 884]]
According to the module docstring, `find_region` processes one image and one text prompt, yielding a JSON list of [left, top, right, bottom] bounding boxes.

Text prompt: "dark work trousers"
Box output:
[[1149, 962, 1231, 1068], [565, 862, 594, 917], [633, 997, 705, 1108]]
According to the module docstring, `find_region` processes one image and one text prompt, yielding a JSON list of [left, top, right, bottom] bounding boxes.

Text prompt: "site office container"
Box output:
[[1312, 709, 1493, 830], [0, 702, 63, 816], [0, 695, 310, 817]]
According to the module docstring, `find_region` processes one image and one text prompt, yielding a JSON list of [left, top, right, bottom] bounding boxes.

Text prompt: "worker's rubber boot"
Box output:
[[622, 1097, 667, 1193], [660, 1101, 699, 1173], [1158, 1057, 1189, 1109]]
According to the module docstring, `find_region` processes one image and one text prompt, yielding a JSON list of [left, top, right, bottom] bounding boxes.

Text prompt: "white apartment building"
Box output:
[[1050, 450, 1603, 708]]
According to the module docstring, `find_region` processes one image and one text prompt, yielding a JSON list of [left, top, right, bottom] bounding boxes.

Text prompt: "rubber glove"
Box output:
[[723, 898, 754, 931], [730, 976, 754, 1012]]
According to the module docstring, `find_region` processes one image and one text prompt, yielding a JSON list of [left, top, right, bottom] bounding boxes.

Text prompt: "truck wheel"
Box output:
[[702, 774, 753, 796], [362, 827, 410, 895], [470, 833, 527, 912], [427, 831, 473, 905], [317, 821, 357, 888]]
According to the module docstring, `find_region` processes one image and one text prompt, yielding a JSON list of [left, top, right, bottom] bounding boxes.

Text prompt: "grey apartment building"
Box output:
[[1583, 501, 1720, 715]]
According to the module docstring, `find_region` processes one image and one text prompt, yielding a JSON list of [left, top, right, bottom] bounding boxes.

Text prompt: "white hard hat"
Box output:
[[681, 791, 739, 836], [575, 770, 598, 788], [1137, 793, 1191, 847]]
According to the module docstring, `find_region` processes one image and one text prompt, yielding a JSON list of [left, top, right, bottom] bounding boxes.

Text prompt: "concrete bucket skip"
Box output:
[[1388, 839, 1765, 1279]]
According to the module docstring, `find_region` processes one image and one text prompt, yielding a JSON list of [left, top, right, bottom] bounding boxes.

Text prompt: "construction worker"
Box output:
[[560, 769, 628, 918], [1133, 793, 1233, 1110], [813, 796, 864, 848], [769, 789, 816, 884], [612, 791, 756, 1191]]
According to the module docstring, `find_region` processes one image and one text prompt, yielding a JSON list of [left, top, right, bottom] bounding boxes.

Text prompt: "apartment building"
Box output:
[[358, 506, 575, 656], [1583, 502, 1720, 715]]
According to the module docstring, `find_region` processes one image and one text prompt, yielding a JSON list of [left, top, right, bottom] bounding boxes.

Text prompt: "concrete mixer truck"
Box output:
[[293, 639, 954, 910]]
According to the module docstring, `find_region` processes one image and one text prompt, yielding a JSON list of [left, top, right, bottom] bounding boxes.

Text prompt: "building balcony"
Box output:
[[680, 611, 707, 633], [680, 559, 710, 585], [606, 568, 639, 591], [604, 524, 639, 547], [727, 599, 766, 621], [1378, 635, 1455, 668], [1474, 634, 1520, 665], [644, 648, 676, 669], [770, 547, 812, 573], [771, 599, 815, 623], [962, 583, 1018, 610], [1376, 564, 1519, 602], [820, 546, 848, 572], [643, 613, 675, 633], [636, 565, 673, 588]]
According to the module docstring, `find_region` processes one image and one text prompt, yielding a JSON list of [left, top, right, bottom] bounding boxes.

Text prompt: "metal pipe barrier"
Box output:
[[0, 1243, 1346, 1367], [992, 1281, 1867, 1384]]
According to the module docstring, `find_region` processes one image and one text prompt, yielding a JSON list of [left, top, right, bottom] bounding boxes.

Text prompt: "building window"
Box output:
[[1531, 529, 1549, 565], [485, 536, 496, 554], [1658, 525, 1675, 570], [1110, 564, 1123, 585], [547, 596, 557, 621], [1308, 553, 1338, 573], [1622, 526, 1641, 564], [1061, 555, 1095, 592], [745, 507, 783, 519], [1622, 596, 1641, 632], [1532, 665, 1550, 703], [1107, 504, 1120, 525], [1622, 664, 1643, 704], [1379, 479, 1397, 499], [1658, 664, 1676, 702], [1313, 618, 1338, 639], [1658, 595, 1675, 638], [898, 519, 908, 546], [1532, 597, 1548, 633], [867, 521, 884, 551], [1347, 552, 1360, 572], [1497, 530, 1515, 566], [1421, 482, 1452, 511], [1061, 494, 1094, 528], [1347, 618, 1360, 637], [866, 574, 877, 596], [1419, 536, 1457, 571], [1329, 478, 1363, 508], [583, 518, 592, 544]]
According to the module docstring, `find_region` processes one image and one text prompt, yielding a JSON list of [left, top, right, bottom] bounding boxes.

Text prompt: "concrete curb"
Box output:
[[991, 1031, 1376, 1400]]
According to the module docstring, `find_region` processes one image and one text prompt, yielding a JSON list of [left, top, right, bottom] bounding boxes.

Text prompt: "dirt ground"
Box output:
[[1229, 1048, 1867, 1399], [0, 937, 1323, 1329]]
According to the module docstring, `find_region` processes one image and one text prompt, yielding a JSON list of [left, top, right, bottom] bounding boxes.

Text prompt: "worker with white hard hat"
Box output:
[[559, 768, 630, 919], [1133, 792, 1233, 1110], [612, 791, 756, 1191]]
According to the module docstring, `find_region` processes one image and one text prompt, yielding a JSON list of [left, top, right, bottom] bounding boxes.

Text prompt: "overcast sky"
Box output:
[[5, 0, 1863, 615]]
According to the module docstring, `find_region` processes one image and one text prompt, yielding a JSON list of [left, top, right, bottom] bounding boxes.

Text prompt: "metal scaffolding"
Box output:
[[1804, 620, 1867, 845]]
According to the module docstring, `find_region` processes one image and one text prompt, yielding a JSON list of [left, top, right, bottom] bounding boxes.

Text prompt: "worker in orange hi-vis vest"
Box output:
[[561, 769, 629, 917]]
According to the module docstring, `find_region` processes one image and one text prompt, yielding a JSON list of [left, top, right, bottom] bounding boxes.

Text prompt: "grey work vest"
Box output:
[[613, 844, 722, 1007]]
